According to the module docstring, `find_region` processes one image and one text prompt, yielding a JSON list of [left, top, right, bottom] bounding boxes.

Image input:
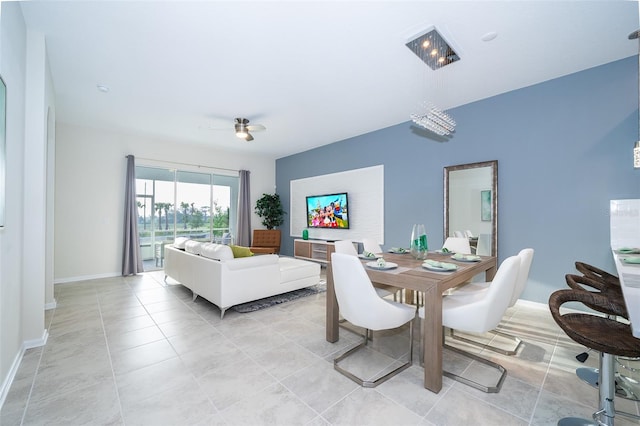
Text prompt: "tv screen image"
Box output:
[[306, 192, 349, 229]]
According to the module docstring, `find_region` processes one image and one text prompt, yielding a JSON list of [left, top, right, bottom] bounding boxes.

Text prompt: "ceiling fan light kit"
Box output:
[[234, 118, 249, 139], [233, 117, 265, 142]]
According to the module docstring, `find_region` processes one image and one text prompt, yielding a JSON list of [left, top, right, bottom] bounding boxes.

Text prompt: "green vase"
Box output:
[[302, 229, 309, 240]]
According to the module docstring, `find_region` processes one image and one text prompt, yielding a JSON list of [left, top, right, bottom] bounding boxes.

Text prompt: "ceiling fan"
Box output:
[[202, 117, 266, 141], [233, 117, 266, 141]]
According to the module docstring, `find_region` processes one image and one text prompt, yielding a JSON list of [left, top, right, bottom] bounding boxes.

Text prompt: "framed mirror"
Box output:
[[444, 160, 498, 257]]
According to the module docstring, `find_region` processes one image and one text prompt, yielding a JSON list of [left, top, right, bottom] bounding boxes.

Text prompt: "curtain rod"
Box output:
[[127, 155, 239, 173]]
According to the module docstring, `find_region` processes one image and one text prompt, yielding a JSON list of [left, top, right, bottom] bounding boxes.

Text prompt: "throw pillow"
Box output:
[[173, 237, 189, 249], [230, 245, 254, 258], [185, 240, 203, 255], [200, 243, 234, 261]]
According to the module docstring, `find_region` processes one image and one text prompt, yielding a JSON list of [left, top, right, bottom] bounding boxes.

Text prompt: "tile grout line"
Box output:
[[98, 277, 128, 425]]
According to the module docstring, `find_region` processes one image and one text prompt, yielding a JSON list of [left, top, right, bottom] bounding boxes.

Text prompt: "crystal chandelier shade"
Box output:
[[410, 103, 456, 136]]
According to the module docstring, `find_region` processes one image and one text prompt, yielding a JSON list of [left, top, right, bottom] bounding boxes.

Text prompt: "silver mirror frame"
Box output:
[[444, 160, 498, 257]]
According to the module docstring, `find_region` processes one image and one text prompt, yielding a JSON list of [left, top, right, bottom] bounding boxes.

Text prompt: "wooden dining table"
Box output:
[[325, 251, 497, 393]]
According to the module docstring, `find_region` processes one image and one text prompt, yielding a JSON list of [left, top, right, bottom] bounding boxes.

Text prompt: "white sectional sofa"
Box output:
[[164, 239, 321, 318]]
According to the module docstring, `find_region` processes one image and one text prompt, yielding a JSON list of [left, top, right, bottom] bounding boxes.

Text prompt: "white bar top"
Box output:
[[612, 249, 640, 338]]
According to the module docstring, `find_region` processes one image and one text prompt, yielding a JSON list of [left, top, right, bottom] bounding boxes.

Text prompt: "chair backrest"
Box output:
[[331, 253, 410, 330], [453, 230, 465, 238], [362, 238, 383, 254], [443, 237, 471, 254], [251, 230, 281, 249], [476, 233, 491, 256], [509, 248, 534, 307], [334, 240, 357, 256], [464, 230, 474, 238], [476, 255, 521, 331]]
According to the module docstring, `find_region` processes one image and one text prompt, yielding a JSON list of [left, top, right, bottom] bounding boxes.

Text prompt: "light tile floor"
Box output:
[[1, 269, 639, 426]]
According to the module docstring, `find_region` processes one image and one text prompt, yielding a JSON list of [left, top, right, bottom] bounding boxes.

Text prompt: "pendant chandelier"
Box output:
[[406, 27, 459, 136]]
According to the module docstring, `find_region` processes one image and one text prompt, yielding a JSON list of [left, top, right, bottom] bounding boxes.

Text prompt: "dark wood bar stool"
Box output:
[[565, 273, 627, 318], [575, 262, 621, 289], [549, 289, 640, 425], [566, 271, 638, 401]]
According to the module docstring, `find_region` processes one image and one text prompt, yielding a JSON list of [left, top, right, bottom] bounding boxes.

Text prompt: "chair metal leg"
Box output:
[[334, 322, 413, 388], [442, 342, 507, 393], [338, 319, 372, 342], [449, 328, 522, 356], [419, 325, 507, 393]]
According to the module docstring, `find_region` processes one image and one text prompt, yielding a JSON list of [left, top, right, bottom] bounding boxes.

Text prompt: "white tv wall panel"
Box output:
[[290, 165, 384, 244]]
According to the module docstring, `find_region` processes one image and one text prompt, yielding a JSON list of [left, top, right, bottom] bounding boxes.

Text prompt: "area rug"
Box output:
[[231, 282, 326, 313]]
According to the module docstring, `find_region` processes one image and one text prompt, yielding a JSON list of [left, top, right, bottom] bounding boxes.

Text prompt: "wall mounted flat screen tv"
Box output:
[[306, 192, 349, 229]]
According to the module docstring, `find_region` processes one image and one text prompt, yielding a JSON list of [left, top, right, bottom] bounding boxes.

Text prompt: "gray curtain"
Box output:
[[236, 169, 251, 246], [122, 155, 143, 275]]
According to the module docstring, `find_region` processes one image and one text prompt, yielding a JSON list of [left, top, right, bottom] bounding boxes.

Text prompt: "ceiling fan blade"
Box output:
[[245, 133, 254, 142], [247, 124, 266, 132]]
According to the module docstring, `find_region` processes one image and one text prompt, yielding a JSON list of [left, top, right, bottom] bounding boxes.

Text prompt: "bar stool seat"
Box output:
[[549, 289, 640, 425]]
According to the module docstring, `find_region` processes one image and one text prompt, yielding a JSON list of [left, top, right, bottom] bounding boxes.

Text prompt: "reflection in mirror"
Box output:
[[444, 160, 498, 257]]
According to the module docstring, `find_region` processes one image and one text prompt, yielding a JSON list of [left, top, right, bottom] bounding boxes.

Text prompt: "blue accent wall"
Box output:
[[276, 56, 640, 304]]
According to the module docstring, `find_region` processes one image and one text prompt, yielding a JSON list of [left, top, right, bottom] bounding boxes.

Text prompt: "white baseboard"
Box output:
[[54, 271, 120, 284], [514, 299, 548, 310], [24, 329, 48, 350], [0, 346, 25, 410], [0, 329, 47, 410]]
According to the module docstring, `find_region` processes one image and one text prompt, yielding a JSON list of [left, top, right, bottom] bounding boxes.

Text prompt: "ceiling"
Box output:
[[19, 1, 640, 159]]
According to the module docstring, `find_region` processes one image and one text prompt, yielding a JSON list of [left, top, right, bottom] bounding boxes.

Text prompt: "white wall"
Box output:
[[54, 123, 276, 282], [22, 29, 48, 348], [0, 2, 50, 404]]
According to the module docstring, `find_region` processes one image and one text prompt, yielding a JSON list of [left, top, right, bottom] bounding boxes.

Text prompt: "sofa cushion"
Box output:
[[185, 240, 203, 255], [230, 245, 254, 258], [200, 243, 234, 261], [278, 257, 320, 284], [173, 237, 189, 249]]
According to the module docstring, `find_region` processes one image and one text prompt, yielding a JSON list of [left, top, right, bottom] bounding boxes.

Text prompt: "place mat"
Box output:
[[376, 266, 412, 275]]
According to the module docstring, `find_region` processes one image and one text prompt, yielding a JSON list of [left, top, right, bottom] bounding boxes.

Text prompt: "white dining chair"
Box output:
[[335, 239, 402, 302], [447, 248, 534, 355], [362, 238, 383, 255], [419, 255, 520, 393], [333, 239, 402, 313], [334, 239, 358, 256], [476, 233, 491, 256], [453, 230, 465, 238], [442, 237, 471, 254], [464, 230, 474, 238], [331, 252, 416, 387]]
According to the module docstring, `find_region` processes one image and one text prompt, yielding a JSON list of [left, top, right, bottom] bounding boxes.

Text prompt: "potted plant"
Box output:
[[254, 193, 285, 230]]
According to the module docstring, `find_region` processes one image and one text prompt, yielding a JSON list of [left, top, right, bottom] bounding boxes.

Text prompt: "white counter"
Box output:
[[612, 250, 640, 338]]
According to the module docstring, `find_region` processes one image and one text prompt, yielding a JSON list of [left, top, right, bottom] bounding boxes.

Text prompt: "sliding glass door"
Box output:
[[135, 166, 238, 270]]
